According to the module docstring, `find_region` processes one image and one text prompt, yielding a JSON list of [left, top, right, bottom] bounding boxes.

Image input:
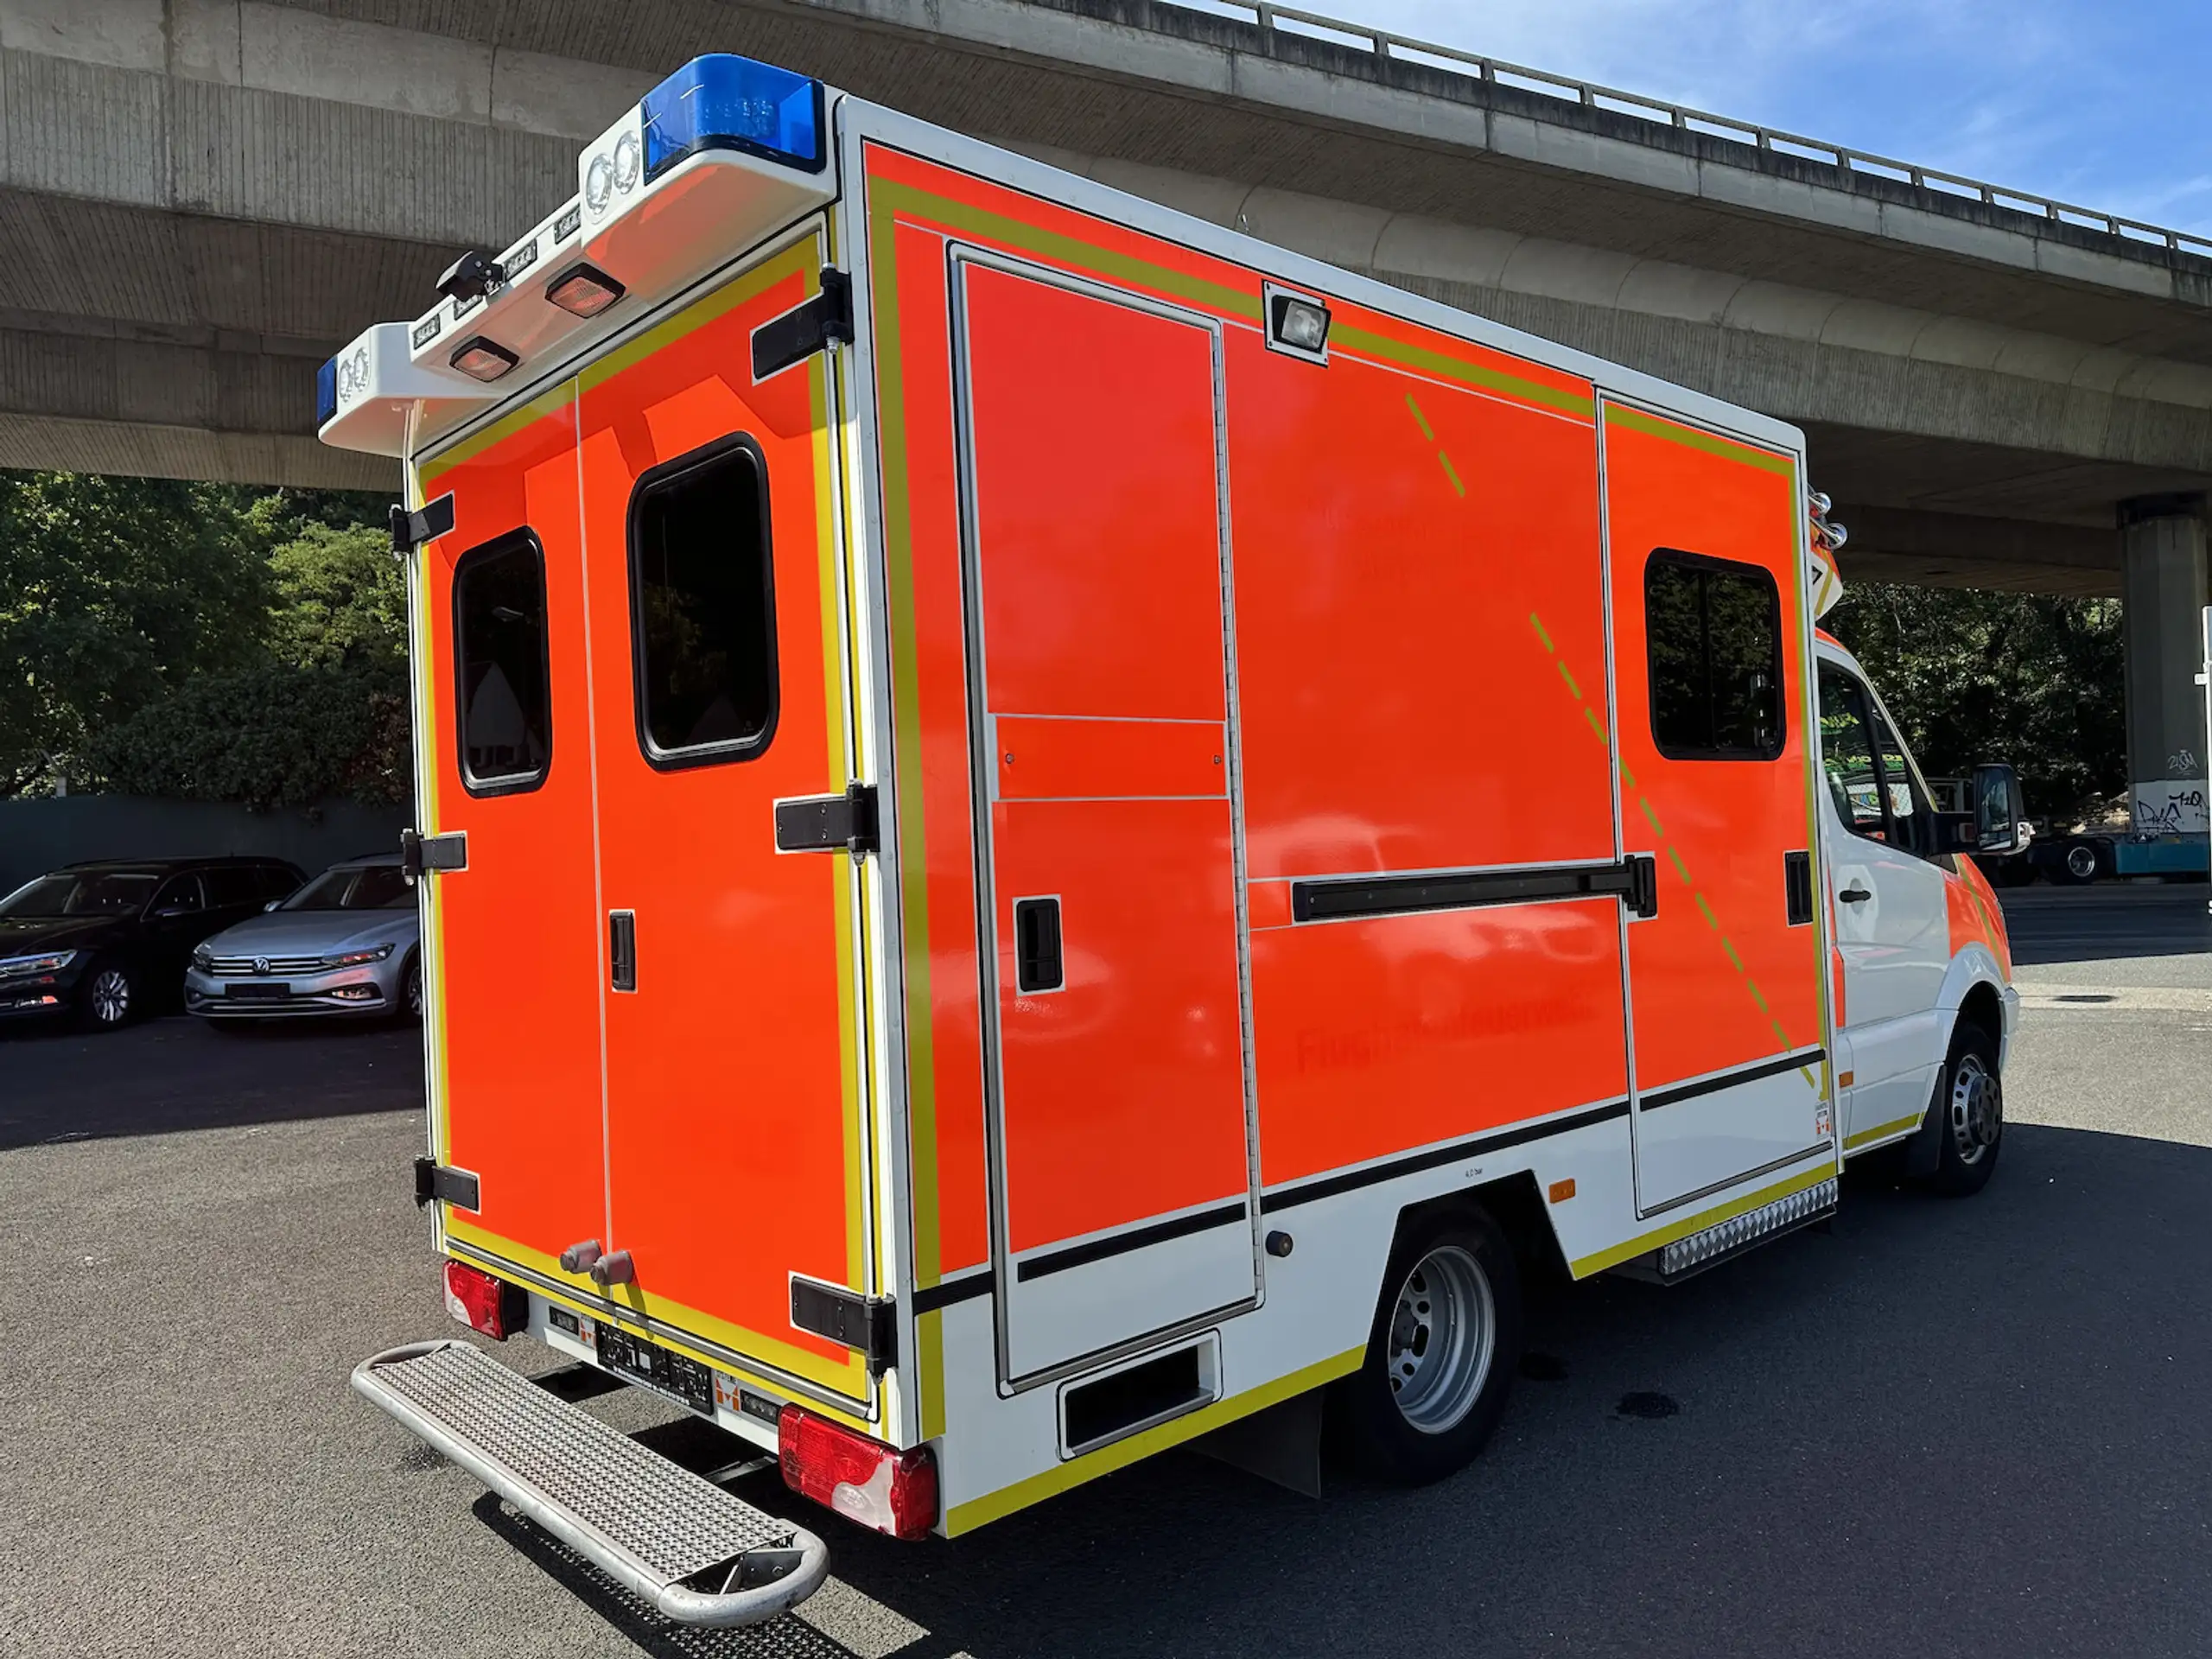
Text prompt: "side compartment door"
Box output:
[[1603, 403, 1833, 1213], [413, 386, 612, 1273], [573, 232, 874, 1405], [952, 252, 1258, 1383]]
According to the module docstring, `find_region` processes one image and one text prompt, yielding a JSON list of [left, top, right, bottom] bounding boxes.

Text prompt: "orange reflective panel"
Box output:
[[573, 239, 863, 1387], [957, 261, 1254, 1271], [420, 387, 608, 1269]]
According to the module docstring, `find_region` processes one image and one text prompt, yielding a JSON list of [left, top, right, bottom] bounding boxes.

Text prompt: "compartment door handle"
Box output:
[[609, 910, 637, 991], [1013, 897, 1063, 994]]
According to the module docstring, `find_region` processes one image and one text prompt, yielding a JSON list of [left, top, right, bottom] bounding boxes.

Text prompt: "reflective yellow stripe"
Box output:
[[944, 1346, 1363, 1535], [1569, 1160, 1835, 1278], [1844, 1112, 1922, 1152]]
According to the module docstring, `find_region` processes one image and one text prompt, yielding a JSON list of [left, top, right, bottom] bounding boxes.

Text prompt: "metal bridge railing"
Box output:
[[1161, 0, 2212, 259]]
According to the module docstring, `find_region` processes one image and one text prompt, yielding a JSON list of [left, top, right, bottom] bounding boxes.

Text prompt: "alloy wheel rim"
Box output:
[[406, 961, 423, 1019], [91, 969, 130, 1024], [1386, 1243, 1496, 1435], [2066, 844, 2097, 879], [1948, 1052, 2000, 1166]]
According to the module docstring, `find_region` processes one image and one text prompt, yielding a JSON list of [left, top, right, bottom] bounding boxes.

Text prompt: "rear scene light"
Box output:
[[443, 1260, 528, 1340], [448, 335, 519, 382], [545, 261, 625, 318], [778, 1408, 938, 1540]]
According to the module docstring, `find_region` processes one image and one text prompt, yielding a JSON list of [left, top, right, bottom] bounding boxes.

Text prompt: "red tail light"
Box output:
[[442, 1260, 527, 1340], [778, 1408, 938, 1540]]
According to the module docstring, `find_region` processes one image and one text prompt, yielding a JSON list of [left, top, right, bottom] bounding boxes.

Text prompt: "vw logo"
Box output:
[[253, 957, 271, 976]]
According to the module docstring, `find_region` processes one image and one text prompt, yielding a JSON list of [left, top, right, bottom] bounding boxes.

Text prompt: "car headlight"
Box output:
[[0, 949, 77, 980], [324, 943, 397, 969], [191, 946, 213, 970]]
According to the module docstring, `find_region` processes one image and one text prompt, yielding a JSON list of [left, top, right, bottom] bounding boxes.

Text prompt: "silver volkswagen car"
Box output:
[[184, 853, 421, 1023]]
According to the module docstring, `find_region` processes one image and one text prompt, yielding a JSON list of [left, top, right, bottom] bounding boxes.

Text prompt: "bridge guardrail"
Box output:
[[1164, 0, 2212, 260]]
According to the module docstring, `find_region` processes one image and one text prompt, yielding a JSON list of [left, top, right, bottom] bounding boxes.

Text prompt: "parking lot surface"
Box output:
[[6, 886, 2212, 1657]]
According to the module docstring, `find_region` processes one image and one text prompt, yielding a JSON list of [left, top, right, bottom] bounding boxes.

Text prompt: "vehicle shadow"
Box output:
[[0, 1013, 423, 1149], [493, 1122, 2212, 1658]]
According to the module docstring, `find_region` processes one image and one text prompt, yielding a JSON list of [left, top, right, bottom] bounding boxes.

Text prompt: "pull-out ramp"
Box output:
[[353, 1342, 828, 1627]]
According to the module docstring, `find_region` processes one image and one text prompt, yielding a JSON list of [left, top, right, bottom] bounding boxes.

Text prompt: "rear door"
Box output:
[[1602, 403, 1833, 1212], [952, 251, 1258, 1383], [414, 385, 610, 1278], [573, 229, 873, 1405]]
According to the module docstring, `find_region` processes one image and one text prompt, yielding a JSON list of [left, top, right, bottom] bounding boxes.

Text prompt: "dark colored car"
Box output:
[[0, 857, 306, 1031]]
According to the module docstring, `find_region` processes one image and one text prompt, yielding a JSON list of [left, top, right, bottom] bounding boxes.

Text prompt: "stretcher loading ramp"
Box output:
[[353, 1341, 829, 1626]]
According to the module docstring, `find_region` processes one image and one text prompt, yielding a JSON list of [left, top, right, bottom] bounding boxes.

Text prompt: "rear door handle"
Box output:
[[1839, 885, 1872, 904], [609, 910, 637, 991]]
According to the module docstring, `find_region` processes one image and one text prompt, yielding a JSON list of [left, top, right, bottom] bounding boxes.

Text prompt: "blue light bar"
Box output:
[[315, 356, 339, 428], [639, 54, 824, 183]]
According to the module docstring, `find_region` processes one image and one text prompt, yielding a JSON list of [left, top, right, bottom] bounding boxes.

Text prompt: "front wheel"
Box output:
[[1920, 1021, 2003, 1197], [77, 960, 137, 1032], [401, 951, 423, 1023], [1334, 1205, 1522, 1484]]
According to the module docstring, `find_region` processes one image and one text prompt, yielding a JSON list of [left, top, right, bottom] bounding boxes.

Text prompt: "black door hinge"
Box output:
[[400, 828, 467, 882], [752, 268, 852, 381], [389, 493, 456, 556], [790, 1276, 896, 1375], [1624, 852, 1659, 919], [414, 1157, 481, 1211], [773, 782, 879, 856]]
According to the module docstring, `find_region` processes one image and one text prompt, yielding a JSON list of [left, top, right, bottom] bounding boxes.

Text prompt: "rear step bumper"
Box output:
[[353, 1340, 829, 1627]]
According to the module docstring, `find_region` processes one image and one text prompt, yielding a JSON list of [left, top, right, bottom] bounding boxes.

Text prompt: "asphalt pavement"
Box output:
[[6, 887, 2212, 1657]]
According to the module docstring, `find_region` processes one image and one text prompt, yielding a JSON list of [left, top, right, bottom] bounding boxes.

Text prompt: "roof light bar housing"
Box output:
[[640, 54, 825, 183]]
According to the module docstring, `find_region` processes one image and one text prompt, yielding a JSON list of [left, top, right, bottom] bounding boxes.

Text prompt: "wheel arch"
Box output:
[[1390, 1171, 1567, 1292]]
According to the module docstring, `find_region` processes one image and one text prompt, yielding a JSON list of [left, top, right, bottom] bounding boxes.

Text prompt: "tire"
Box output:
[[401, 951, 423, 1023], [76, 960, 137, 1032], [1333, 1205, 1522, 1485], [2050, 838, 2107, 886], [1920, 1020, 2003, 1198]]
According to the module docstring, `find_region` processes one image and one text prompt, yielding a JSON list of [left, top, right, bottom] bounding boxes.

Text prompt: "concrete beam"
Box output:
[[1827, 504, 2120, 598]]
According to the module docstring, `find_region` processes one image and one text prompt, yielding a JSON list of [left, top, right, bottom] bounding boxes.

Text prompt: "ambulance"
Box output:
[[324, 51, 2027, 1625]]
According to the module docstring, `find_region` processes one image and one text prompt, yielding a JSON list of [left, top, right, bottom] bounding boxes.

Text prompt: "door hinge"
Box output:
[[414, 1157, 481, 1211], [751, 268, 852, 381], [773, 782, 878, 856], [400, 828, 467, 882], [388, 493, 455, 556], [790, 1276, 896, 1375], [1624, 851, 1659, 919]]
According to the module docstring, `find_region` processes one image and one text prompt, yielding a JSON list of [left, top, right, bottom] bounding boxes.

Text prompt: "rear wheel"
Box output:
[[2050, 838, 2107, 886], [77, 961, 137, 1032], [1920, 1020, 2003, 1197], [1335, 1205, 1522, 1484]]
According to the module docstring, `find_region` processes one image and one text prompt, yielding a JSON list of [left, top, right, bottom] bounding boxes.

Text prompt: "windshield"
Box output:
[[0, 871, 160, 918], [283, 865, 413, 911]]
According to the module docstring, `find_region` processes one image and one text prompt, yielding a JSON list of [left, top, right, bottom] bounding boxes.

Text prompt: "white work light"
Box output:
[[1263, 283, 1332, 363], [545, 263, 626, 319], [449, 335, 520, 383]]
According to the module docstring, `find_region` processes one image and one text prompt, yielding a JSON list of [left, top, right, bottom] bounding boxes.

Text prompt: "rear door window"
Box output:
[[453, 532, 552, 795], [150, 874, 204, 915], [627, 435, 778, 767], [1645, 551, 1784, 760]]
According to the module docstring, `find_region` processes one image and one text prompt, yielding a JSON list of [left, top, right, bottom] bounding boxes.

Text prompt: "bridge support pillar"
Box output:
[[2120, 494, 2209, 836]]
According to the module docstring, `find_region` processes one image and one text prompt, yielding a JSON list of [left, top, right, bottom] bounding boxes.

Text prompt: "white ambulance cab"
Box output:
[[324, 51, 2024, 1626]]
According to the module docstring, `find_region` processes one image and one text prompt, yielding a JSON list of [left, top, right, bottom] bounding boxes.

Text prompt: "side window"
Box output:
[[151, 874, 204, 915], [454, 532, 552, 796], [628, 436, 778, 767], [257, 865, 301, 900], [1870, 702, 1934, 857], [203, 868, 261, 907], [1816, 664, 1887, 838], [1644, 551, 1784, 760]]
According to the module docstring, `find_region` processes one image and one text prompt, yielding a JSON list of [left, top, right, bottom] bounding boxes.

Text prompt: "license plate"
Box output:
[[596, 1325, 715, 1414], [226, 982, 290, 1001]]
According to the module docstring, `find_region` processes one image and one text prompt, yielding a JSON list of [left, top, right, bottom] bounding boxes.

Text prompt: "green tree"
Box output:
[[266, 522, 406, 670], [1824, 584, 2126, 828], [0, 473, 276, 794]]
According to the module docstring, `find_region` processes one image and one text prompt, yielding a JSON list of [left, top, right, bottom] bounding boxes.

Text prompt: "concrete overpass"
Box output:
[[3, 0, 2209, 801]]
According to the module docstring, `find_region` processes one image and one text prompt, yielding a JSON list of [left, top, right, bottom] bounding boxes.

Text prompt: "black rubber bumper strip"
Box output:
[[1637, 1047, 1827, 1113], [1262, 1097, 1630, 1213], [1015, 1201, 1250, 1282], [911, 1272, 993, 1314]]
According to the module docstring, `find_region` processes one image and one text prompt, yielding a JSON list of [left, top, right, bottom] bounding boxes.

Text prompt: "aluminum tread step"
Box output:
[[353, 1339, 828, 1626]]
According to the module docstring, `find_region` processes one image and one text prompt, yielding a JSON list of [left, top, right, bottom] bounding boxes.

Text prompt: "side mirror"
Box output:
[[1973, 763, 2027, 855], [264, 899, 283, 912]]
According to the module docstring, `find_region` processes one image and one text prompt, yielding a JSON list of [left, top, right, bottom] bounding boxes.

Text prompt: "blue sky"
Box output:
[[1312, 0, 2212, 235]]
